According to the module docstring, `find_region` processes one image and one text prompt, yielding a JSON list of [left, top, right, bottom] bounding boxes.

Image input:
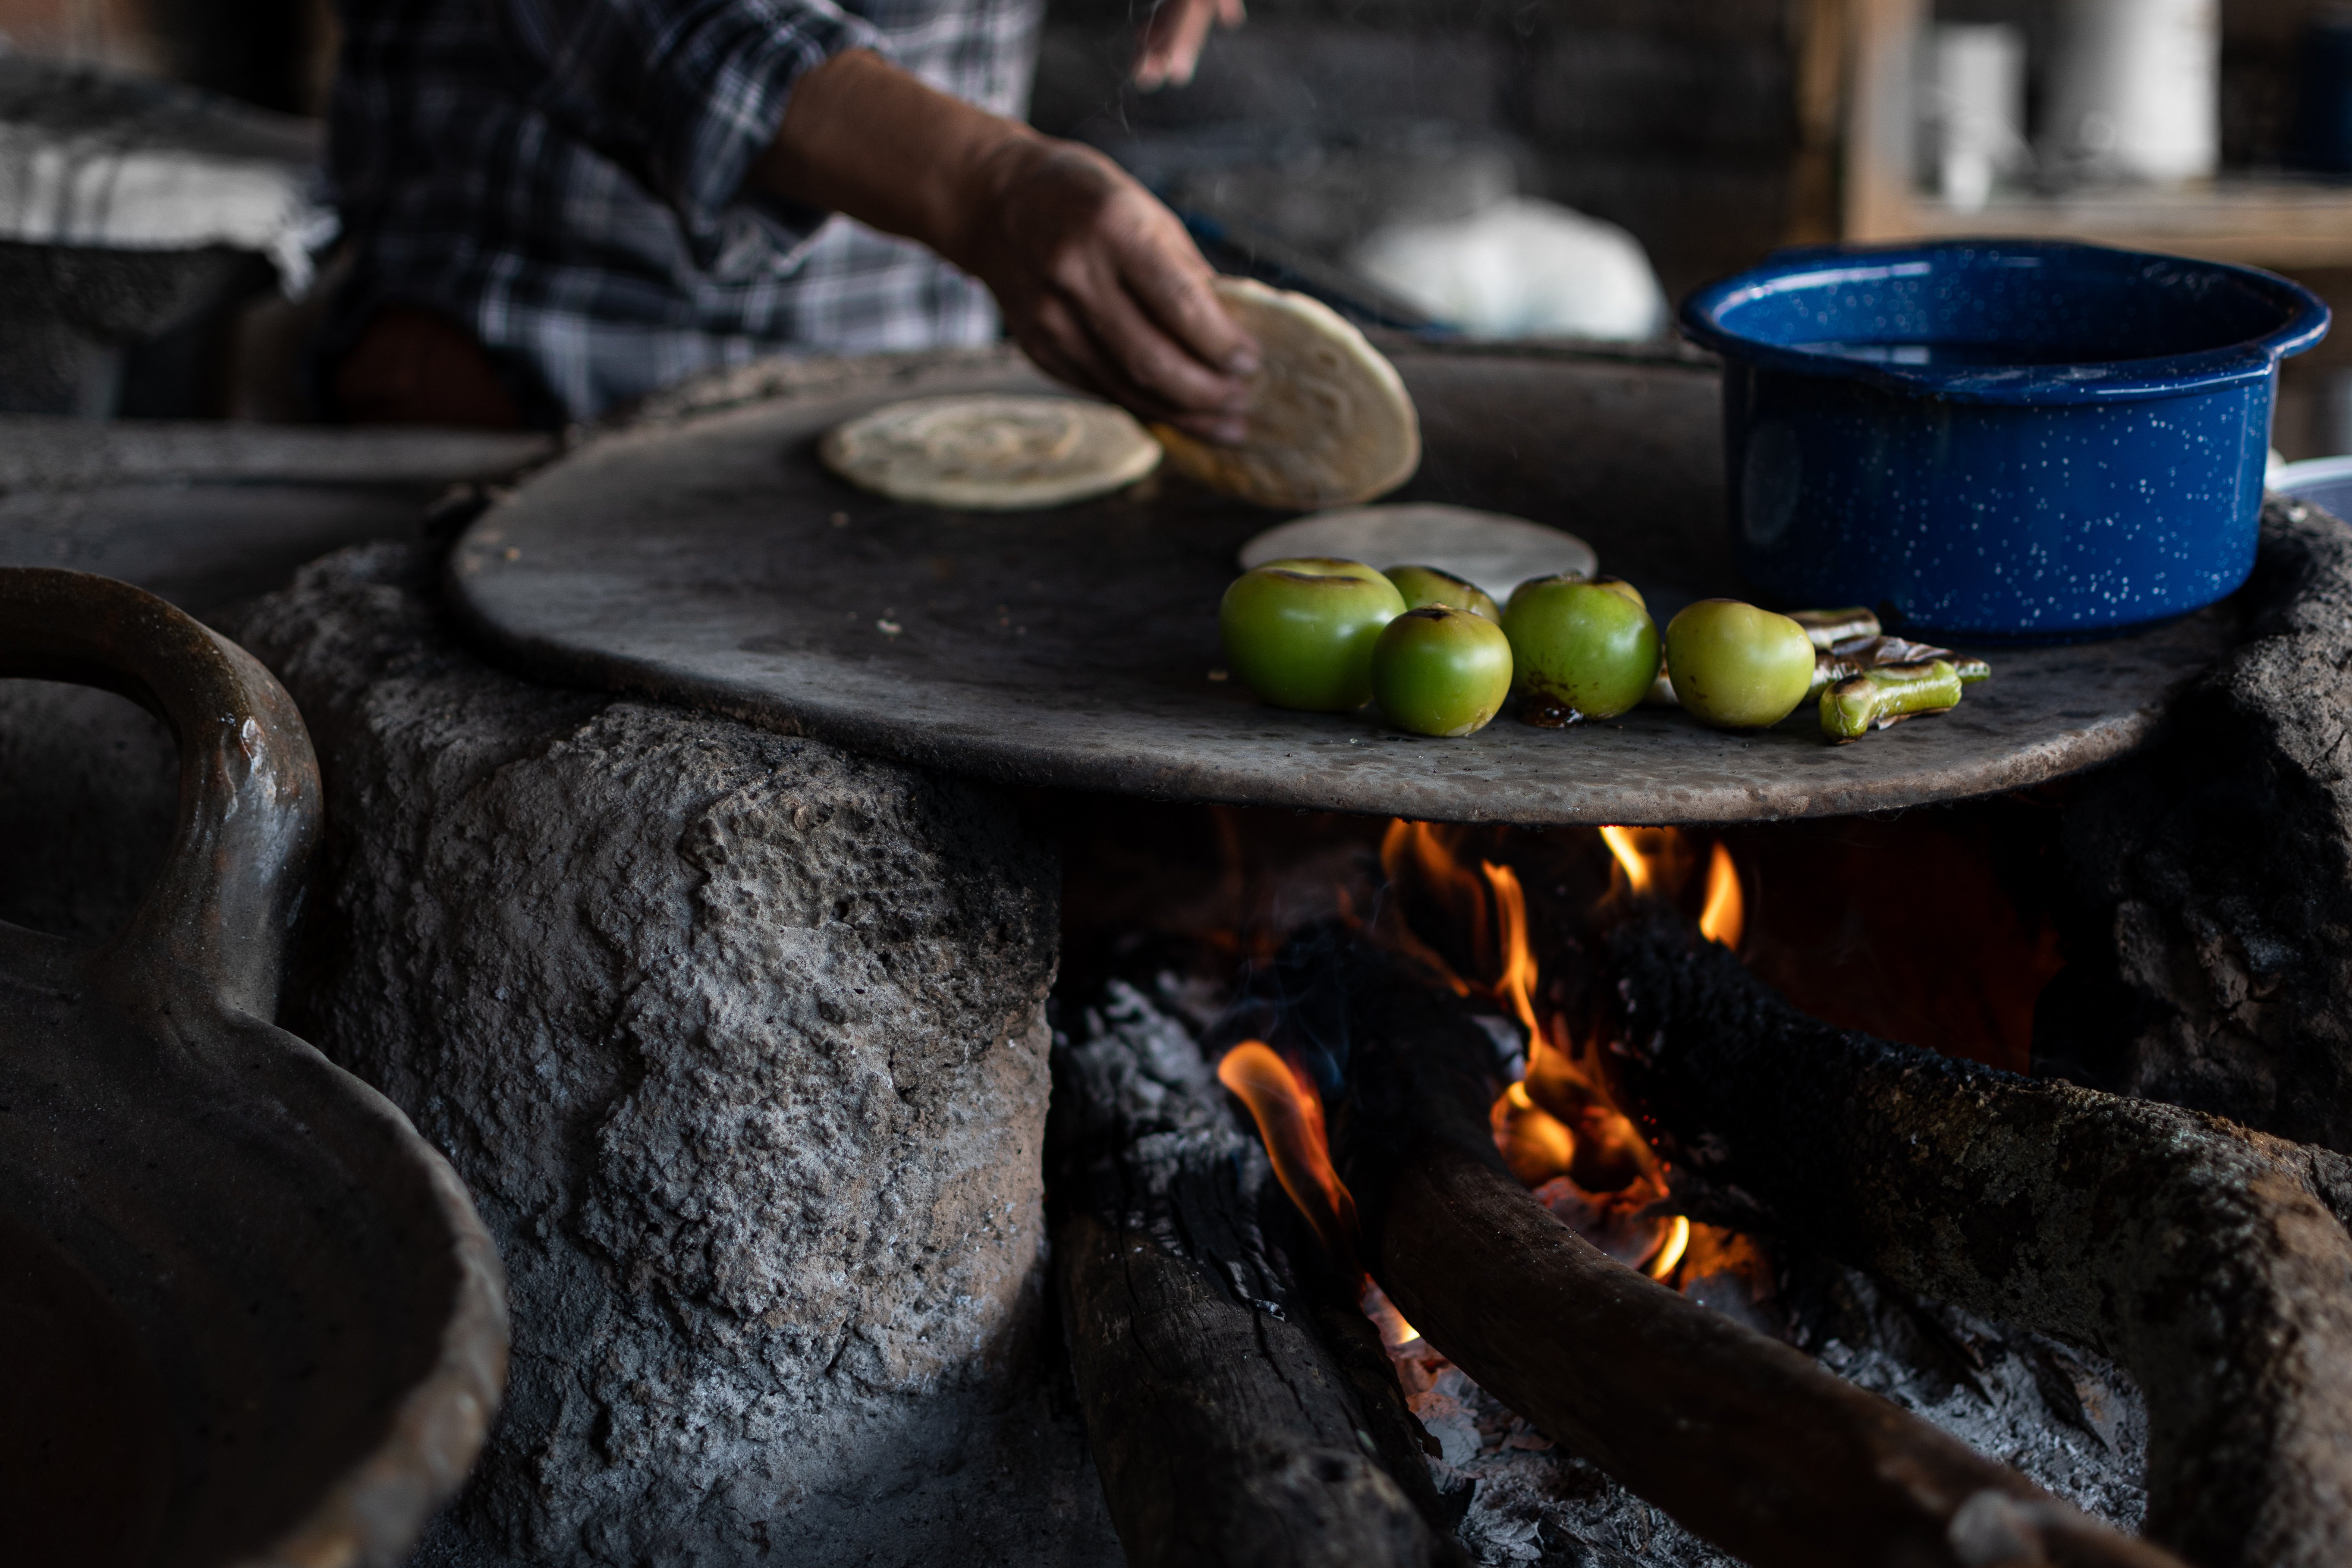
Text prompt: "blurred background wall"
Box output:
[[0, 0, 335, 113], [3, 0, 2351, 458]]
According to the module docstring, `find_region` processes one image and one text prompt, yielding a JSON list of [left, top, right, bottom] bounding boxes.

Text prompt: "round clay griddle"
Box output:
[[450, 346, 2237, 826]]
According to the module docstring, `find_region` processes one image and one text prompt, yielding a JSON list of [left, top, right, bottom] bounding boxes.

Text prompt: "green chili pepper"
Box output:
[[1820, 660, 1963, 743]]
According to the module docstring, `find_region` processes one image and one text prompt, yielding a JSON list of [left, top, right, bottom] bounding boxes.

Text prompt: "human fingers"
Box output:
[[1072, 259, 1252, 418], [1109, 202, 1259, 378], [1133, 0, 1223, 90], [1005, 170, 1252, 411], [1013, 291, 1247, 442]]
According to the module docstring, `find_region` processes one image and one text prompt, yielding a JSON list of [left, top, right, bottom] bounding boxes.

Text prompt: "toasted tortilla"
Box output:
[[1239, 504, 1595, 604], [1154, 277, 1421, 510], [819, 393, 1161, 510]]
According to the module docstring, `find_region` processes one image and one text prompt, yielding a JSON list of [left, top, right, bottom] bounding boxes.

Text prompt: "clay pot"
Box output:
[[0, 567, 505, 1568]]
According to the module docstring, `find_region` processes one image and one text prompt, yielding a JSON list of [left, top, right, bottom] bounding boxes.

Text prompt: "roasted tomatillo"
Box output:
[[1220, 563, 1406, 711], [1373, 605, 1513, 736], [1664, 599, 1816, 729], [1384, 564, 1502, 622], [1590, 575, 1646, 610], [1258, 556, 1393, 589], [1500, 576, 1660, 725]]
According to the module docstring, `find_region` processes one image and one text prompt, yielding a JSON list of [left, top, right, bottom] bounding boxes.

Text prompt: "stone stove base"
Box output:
[[2, 541, 1121, 1568]]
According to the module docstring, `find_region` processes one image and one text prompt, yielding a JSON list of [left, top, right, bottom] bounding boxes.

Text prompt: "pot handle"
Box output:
[[0, 568, 321, 1021]]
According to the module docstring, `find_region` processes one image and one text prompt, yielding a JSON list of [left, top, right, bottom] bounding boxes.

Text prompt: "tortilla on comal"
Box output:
[[1153, 277, 1421, 511], [819, 393, 1161, 510]]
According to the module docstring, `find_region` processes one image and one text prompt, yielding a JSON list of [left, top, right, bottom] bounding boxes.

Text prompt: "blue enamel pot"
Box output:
[[1679, 241, 2330, 641]]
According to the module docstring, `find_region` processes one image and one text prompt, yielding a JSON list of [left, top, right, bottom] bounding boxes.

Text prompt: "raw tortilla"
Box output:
[[1239, 504, 1595, 604], [819, 393, 1161, 510], [1154, 277, 1421, 510]]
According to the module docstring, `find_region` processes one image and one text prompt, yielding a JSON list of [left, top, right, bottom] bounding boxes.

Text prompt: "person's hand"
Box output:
[[1133, 0, 1245, 91], [952, 136, 1256, 442], [758, 50, 1256, 441]]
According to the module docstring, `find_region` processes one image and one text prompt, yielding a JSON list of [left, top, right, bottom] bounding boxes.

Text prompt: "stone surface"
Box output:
[[2040, 498, 2352, 1156], [453, 345, 2236, 829], [199, 543, 1115, 1568], [0, 415, 548, 618]]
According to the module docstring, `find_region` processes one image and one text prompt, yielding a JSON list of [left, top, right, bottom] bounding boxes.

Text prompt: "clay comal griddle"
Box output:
[[450, 344, 2233, 824]]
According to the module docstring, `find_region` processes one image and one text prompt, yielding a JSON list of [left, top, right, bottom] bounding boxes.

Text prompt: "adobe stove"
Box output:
[[445, 344, 2352, 1568]]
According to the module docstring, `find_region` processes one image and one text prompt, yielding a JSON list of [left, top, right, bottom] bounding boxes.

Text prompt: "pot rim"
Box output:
[[1678, 238, 2330, 406]]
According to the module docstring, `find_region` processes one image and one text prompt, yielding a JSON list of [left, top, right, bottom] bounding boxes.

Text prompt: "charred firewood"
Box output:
[[1308, 936, 2184, 1568], [1048, 982, 1462, 1568], [1606, 910, 2352, 1568]]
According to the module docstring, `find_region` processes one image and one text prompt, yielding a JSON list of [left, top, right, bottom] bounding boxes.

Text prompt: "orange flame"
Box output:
[[1481, 860, 1541, 1040], [1598, 824, 1654, 894], [1699, 840, 1744, 949], [1383, 821, 1494, 966], [1379, 820, 1485, 996], [1645, 1214, 1692, 1279], [1218, 1041, 1360, 1262], [1233, 819, 1754, 1307], [1599, 824, 1699, 899], [1491, 1080, 1576, 1185]]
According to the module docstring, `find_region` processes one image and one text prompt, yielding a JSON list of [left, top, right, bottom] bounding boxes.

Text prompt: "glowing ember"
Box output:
[[1699, 841, 1744, 950], [1217, 1040, 1360, 1262], [1362, 1282, 1421, 1349]]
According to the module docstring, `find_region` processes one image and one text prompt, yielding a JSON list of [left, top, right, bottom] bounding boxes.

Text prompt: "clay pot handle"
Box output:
[[0, 568, 321, 1021]]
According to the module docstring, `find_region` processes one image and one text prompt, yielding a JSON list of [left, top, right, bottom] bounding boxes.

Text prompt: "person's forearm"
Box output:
[[751, 49, 1024, 266], [752, 47, 1256, 439]]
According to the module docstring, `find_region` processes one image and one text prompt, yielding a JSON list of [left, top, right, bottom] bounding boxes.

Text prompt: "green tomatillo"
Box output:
[[1384, 564, 1502, 622], [1590, 575, 1645, 611], [1258, 556, 1392, 588], [1499, 575, 1660, 726], [1220, 563, 1406, 712], [1664, 599, 1816, 729], [1372, 605, 1514, 736]]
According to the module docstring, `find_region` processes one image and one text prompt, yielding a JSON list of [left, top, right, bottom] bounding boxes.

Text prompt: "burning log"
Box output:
[[1605, 911, 2352, 1568], [1313, 937, 2184, 1568], [1049, 984, 1461, 1568]]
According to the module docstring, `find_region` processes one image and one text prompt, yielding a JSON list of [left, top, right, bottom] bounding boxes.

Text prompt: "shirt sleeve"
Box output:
[[499, 0, 885, 265]]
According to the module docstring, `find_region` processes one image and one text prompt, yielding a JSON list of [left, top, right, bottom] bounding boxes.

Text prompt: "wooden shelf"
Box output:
[[1832, 0, 2352, 272], [1868, 179, 2352, 270]]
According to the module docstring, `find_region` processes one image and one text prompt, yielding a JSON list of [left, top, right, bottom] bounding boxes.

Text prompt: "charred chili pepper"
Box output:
[[1811, 636, 1992, 700], [1788, 606, 1881, 650], [1820, 659, 1963, 742]]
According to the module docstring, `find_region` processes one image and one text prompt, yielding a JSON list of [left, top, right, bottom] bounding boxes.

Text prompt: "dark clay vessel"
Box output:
[[0, 567, 506, 1568]]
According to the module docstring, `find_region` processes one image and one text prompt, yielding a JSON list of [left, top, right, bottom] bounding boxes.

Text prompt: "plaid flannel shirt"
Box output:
[[328, 0, 1044, 421]]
